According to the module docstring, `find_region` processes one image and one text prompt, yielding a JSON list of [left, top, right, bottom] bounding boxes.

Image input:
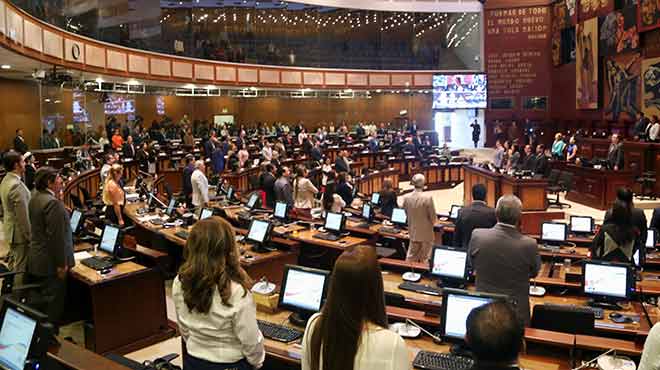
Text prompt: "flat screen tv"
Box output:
[[432, 74, 487, 109]]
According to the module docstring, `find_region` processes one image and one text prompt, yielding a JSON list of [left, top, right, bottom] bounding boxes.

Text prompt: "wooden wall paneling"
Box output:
[[0, 78, 40, 149]]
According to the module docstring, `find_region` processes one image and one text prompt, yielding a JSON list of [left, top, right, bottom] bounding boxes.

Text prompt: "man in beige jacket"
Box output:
[[0, 151, 31, 285], [403, 174, 437, 262]]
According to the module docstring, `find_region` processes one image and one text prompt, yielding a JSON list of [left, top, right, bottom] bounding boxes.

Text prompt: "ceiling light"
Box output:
[[184, 83, 196, 89], [0, 65, 10, 70], [127, 79, 140, 85], [376, 89, 382, 93]]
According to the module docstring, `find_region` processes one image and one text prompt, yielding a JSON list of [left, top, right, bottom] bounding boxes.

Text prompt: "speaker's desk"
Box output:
[[463, 165, 549, 211]]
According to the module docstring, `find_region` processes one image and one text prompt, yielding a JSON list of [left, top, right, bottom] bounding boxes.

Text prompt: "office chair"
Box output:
[[636, 171, 657, 201], [375, 236, 407, 259], [548, 171, 573, 209], [385, 292, 406, 308]]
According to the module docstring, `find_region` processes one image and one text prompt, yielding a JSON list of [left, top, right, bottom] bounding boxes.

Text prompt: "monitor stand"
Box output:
[[288, 311, 313, 327], [251, 242, 276, 254], [435, 278, 466, 290], [587, 298, 623, 311]]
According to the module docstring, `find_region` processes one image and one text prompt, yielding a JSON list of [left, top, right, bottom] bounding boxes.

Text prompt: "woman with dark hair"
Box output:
[[591, 199, 638, 263], [322, 178, 345, 214], [173, 217, 265, 370], [293, 165, 319, 210], [379, 179, 398, 218], [302, 246, 408, 370]]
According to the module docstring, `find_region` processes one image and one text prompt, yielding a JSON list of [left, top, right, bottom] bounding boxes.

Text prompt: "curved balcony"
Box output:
[[9, 0, 481, 71]]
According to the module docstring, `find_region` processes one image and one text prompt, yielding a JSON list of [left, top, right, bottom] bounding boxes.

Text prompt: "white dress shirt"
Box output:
[[191, 169, 209, 207], [650, 123, 660, 141], [261, 146, 273, 161], [172, 277, 265, 367], [301, 313, 409, 370]]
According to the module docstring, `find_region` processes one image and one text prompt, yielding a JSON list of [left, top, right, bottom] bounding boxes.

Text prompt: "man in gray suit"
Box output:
[[27, 167, 75, 326], [274, 166, 294, 207], [0, 151, 31, 286], [468, 195, 540, 325], [403, 174, 437, 262]]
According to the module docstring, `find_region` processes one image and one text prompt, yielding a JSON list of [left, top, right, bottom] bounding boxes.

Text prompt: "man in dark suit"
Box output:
[[402, 137, 417, 156], [607, 134, 624, 170], [259, 163, 277, 208], [469, 195, 540, 325], [335, 150, 351, 173], [122, 135, 137, 159], [520, 145, 536, 171], [26, 167, 75, 327], [650, 207, 660, 232], [533, 144, 549, 176], [13, 129, 28, 154], [453, 184, 497, 249], [335, 172, 354, 206], [310, 141, 323, 162], [604, 188, 647, 247], [182, 154, 195, 207]]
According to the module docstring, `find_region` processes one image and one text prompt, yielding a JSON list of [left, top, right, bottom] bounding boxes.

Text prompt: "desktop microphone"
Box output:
[[405, 318, 443, 344]]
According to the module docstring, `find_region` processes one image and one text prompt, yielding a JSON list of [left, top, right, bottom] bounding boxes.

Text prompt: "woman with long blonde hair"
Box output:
[[102, 163, 125, 226], [173, 217, 264, 370]]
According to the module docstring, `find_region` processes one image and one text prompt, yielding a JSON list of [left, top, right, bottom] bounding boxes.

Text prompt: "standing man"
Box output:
[[533, 144, 549, 176], [182, 154, 195, 208], [607, 133, 624, 170], [122, 135, 136, 159], [520, 145, 536, 171], [470, 120, 480, 148], [0, 151, 31, 285], [191, 160, 209, 210], [14, 129, 28, 154], [259, 163, 277, 208], [469, 195, 540, 325], [453, 184, 497, 249], [274, 166, 294, 207], [334, 150, 351, 174], [26, 167, 74, 328], [403, 174, 437, 262]]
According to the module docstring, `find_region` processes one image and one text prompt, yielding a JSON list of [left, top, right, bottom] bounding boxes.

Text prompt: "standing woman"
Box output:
[[566, 136, 578, 162], [102, 164, 125, 226], [293, 165, 319, 210], [302, 246, 408, 370], [173, 217, 265, 370], [379, 179, 398, 218], [238, 144, 250, 169]]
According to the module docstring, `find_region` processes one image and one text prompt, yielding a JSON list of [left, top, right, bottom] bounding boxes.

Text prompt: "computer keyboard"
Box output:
[[380, 227, 402, 234], [175, 230, 190, 240], [257, 320, 303, 343], [313, 233, 341, 241], [542, 303, 604, 320], [413, 351, 474, 370], [81, 256, 114, 271], [398, 281, 443, 296], [354, 222, 371, 229]]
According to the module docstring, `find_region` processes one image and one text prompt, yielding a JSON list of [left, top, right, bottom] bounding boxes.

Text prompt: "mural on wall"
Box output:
[[554, 1, 573, 31], [604, 53, 641, 121], [580, 0, 614, 21], [599, 7, 639, 56], [638, 0, 660, 32], [642, 56, 660, 117], [576, 18, 599, 109], [566, 0, 578, 24], [553, 32, 562, 66]]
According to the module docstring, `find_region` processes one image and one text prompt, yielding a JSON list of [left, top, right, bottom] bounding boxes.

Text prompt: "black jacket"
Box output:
[[521, 154, 537, 171], [311, 147, 323, 162], [379, 189, 398, 218], [650, 208, 660, 232], [182, 164, 194, 197], [122, 143, 136, 159], [335, 156, 350, 174], [604, 207, 647, 248], [13, 135, 28, 154], [259, 172, 276, 208], [336, 182, 354, 205], [534, 154, 549, 176], [453, 201, 497, 249], [607, 143, 624, 170]]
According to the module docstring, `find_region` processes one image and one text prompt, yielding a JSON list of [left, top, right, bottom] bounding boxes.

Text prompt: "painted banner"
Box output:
[[576, 18, 599, 109], [603, 53, 641, 121]]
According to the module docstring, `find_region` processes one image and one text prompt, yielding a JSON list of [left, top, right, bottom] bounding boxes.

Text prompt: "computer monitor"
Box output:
[[430, 246, 469, 287], [391, 208, 407, 227], [362, 203, 373, 222], [246, 193, 259, 210], [0, 297, 50, 370], [646, 229, 657, 248], [70, 209, 82, 234], [278, 265, 331, 326], [582, 260, 634, 309], [570, 216, 594, 234], [440, 289, 507, 346], [227, 186, 235, 201], [99, 224, 121, 256], [633, 246, 645, 269], [449, 205, 463, 221], [371, 192, 380, 205], [199, 208, 214, 220], [541, 222, 567, 245], [274, 201, 289, 221], [324, 212, 345, 234], [165, 198, 176, 216], [246, 219, 272, 246]]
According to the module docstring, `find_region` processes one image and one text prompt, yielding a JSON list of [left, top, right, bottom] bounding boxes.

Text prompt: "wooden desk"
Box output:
[[48, 337, 133, 370], [559, 164, 634, 210], [288, 229, 368, 251], [463, 165, 549, 211], [355, 168, 400, 196], [68, 254, 174, 354]]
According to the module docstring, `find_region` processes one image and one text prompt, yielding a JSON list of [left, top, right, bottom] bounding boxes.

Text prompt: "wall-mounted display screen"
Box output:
[[104, 94, 136, 115], [432, 74, 487, 109]]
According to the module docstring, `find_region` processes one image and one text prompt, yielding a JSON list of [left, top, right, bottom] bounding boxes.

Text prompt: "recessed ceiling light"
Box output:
[[1, 65, 10, 70]]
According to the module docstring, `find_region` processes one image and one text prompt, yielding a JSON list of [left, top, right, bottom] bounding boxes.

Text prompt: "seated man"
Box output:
[[466, 301, 524, 370]]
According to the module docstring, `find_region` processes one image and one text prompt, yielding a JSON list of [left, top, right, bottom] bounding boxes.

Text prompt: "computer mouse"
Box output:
[[402, 272, 422, 282]]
